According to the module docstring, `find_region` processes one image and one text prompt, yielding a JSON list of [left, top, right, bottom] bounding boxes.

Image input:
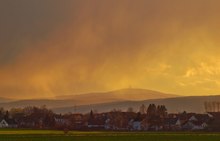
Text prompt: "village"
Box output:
[[0, 103, 220, 131]]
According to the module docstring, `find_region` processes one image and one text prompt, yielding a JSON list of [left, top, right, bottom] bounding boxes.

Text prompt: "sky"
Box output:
[[1, 0, 220, 99]]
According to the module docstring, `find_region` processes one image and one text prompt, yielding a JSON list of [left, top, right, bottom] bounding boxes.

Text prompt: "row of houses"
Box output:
[[85, 112, 214, 131], [1, 112, 216, 131], [0, 108, 219, 131]]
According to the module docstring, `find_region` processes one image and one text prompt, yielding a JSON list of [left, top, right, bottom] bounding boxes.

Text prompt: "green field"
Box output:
[[0, 129, 220, 141]]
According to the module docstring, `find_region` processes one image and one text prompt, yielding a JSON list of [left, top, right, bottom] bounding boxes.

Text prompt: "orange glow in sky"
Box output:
[[1, 0, 220, 98]]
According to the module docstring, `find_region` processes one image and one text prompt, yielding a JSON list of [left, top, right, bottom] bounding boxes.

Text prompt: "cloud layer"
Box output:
[[1, 0, 220, 98]]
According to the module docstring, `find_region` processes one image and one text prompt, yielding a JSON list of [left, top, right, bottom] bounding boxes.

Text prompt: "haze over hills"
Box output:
[[55, 88, 179, 105], [0, 99, 77, 110], [0, 97, 14, 103], [0, 88, 178, 109], [0, 88, 219, 114], [53, 95, 220, 114]]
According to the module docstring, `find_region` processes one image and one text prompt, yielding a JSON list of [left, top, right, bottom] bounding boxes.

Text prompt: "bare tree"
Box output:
[[209, 102, 213, 112], [204, 101, 220, 112], [204, 101, 208, 112], [218, 102, 220, 112], [212, 101, 216, 112]]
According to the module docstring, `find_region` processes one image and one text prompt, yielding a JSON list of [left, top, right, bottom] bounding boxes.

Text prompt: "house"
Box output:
[[141, 118, 149, 130], [18, 116, 37, 128], [54, 114, 71, 129], [55, 117, 68, 125], [106, 112, 134, 130], [189, 115, 197, 121], [171, 113, 195, 130], [205, 112, 220, 131], [129, 119, 141, 130], [167, 113, 211, 131], [133, 121, 141, 130], [164, 117, 179, 130], [70, 113, 86, 130], [128, 112, 147, 131], [0, 119, 8, 128], [104, 118, 111, 130], [182, 120, 208, 130], [183, 114, 210, 130], [54, 117, 66, 125], [0, 118, 17, 128], [87, 114, 106, 130]]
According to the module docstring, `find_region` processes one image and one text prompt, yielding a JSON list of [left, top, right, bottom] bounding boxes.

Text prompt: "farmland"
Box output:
[[0, 129, 220, 141]]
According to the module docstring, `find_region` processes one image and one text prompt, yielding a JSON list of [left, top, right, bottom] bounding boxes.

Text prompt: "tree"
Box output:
[[0, 107, 5, 118], [157, 105, 167, 118], [135, 112, 142, 121], [43, 112, 55, 127], [204, 101, 220, 112], [111, 108, 122, 112], [4, 110, 9, 119], [204, 101, 208, 112], [9, 108, 24, 122], [217, 102, 220, 112], [139, 104, 147, 114], [212, 102, 216, 112], [209, 102, 213, 112], [127, 107, 134, 113], [89, 110, 94, 119], [108, 111, 125, 129], [147, 104, 157, 117]]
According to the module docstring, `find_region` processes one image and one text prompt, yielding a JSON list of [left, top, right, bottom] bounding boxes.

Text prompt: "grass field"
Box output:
[[0, 129, 220, 141]]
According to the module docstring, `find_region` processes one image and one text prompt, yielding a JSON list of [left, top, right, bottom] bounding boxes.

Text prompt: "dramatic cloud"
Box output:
[[1, 0, 220, 98]]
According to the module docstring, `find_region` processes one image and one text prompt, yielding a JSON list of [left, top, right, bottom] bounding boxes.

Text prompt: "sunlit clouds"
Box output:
[[1, 0, 220, 98]]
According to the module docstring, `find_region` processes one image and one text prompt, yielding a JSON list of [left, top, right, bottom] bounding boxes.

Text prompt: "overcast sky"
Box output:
[[1, 0, 220, 98]]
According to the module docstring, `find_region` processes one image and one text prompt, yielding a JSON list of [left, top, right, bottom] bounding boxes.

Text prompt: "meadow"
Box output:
[[0, 129, 220, 141]]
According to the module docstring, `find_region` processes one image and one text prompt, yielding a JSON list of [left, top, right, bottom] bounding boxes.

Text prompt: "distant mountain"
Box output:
[[0, 88, 178, 109], [0, 97, 14, 103], [55, 88, 179, 105], [0, 99, 76, 109], [1, 89, 219, 114], [52, 95, 220, 114]]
